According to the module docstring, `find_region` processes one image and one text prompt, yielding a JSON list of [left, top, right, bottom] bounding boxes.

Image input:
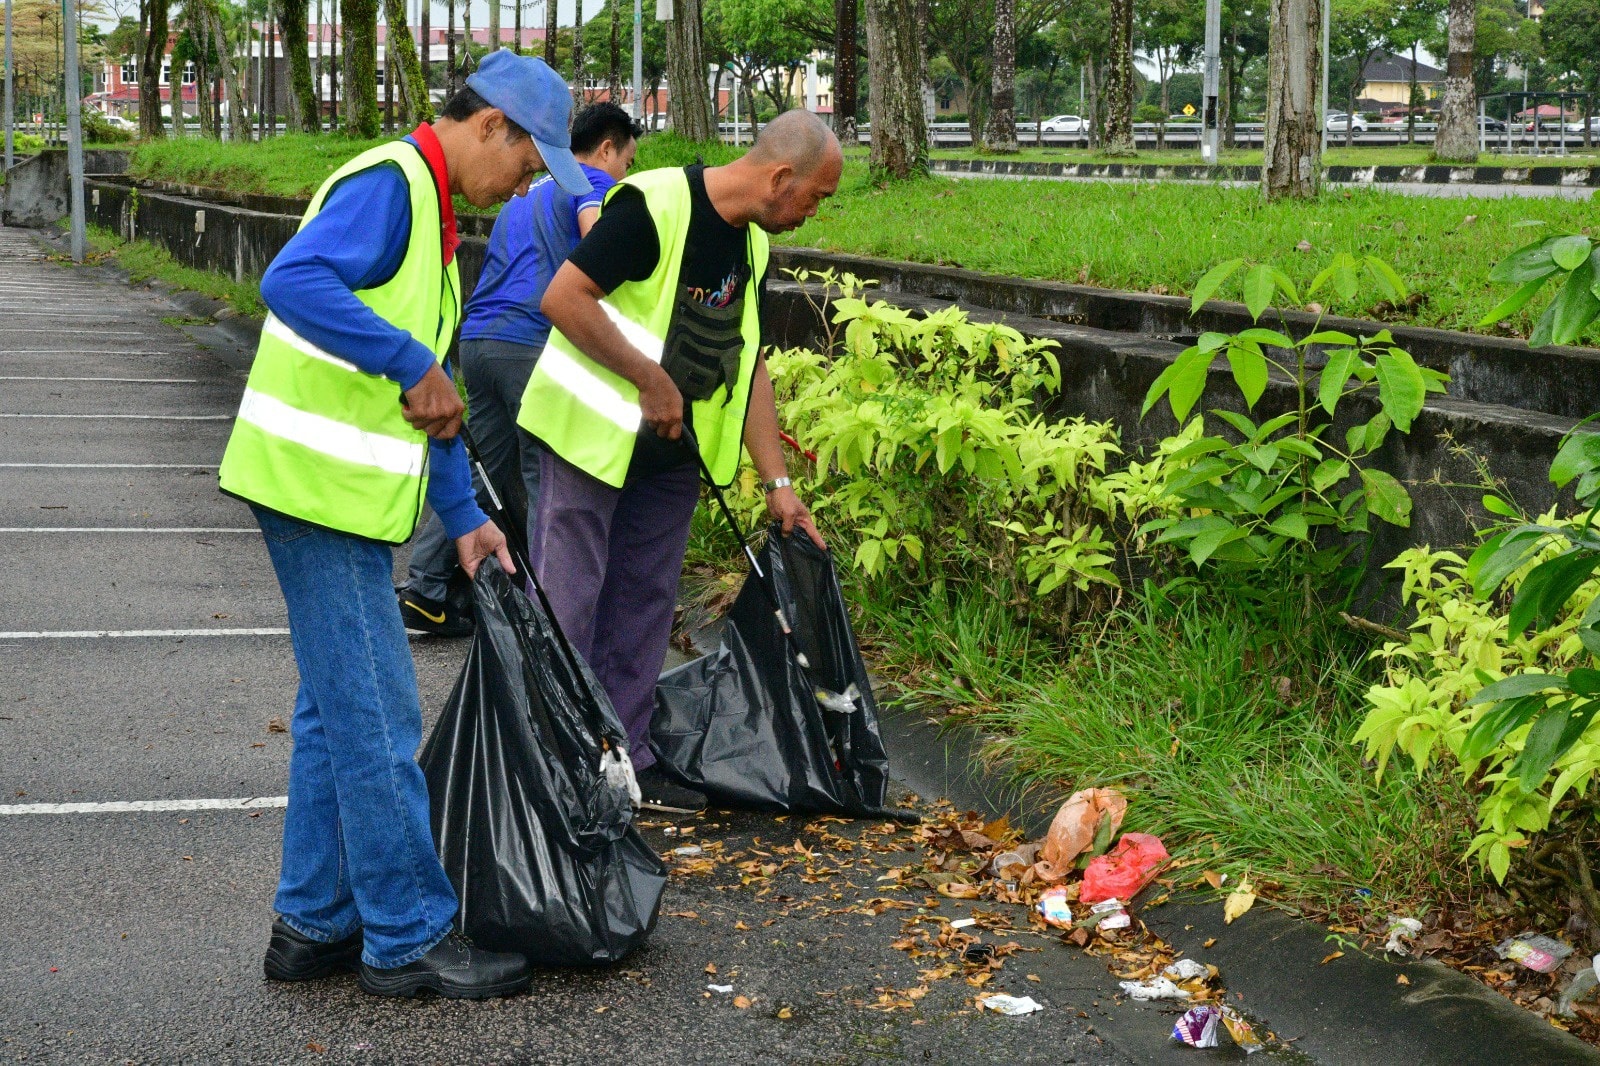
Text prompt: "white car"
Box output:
[[103, 114, 137, 131], [1562, 117, 1600, 134], [1325, 112, 1369, 133], [1041, 114, 1086, 133]]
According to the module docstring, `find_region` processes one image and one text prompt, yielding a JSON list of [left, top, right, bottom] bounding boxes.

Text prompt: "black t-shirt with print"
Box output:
[[565, 163, 767, 477]]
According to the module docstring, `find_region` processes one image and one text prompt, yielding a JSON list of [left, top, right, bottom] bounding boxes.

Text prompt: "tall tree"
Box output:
[[139, 0, 169, 135], [383, 0, 431, 119], [210, 0, 248, 137], [1101, 0, 1135, 154], [981, 0, 1018, 151], [865, 0, 927, 178], [608, 0, 621, 99], [1433, 0, 1477, 160], [833, 0, 857, 140], [572, 0, 584, 101], [665, 0, 715, 138], [488, 0, 499, 50], [583, 0, 667, 105], [446, 0, 455, 93], [1330, 0, 1391, 148], [343, 0, 379, 135], [278, 0, 318, 130], [544, 0, 556, 65], [1262, 0, 1321, 199], [1136, 0, 1199, 150], [1048, 0, 1109, 146]]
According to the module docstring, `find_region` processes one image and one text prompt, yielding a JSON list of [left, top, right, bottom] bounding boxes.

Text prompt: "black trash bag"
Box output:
[[652, 526, 896, 818], [421, 558, 666, 967]]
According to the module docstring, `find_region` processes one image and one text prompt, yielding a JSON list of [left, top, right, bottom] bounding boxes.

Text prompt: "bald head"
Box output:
[[746, 109, 842, 177]]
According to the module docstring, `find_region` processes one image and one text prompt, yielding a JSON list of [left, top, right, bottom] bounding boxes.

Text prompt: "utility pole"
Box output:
[[62, 0, 84, 261], [5, 0, 15, 170], [631, 0, 641, 121], [1319, 0, 1330, 152], [1201, 0, 1219, 164]]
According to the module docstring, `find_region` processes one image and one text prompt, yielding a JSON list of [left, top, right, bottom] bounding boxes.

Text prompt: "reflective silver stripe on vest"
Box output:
[[539, 347, 641, 432], [236, 388, 424, 476], [600, 300, 665, 364], [263, 313, 362, 374]]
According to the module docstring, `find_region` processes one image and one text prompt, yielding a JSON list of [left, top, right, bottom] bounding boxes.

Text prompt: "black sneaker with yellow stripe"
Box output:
[[397, 589, 474, 638]]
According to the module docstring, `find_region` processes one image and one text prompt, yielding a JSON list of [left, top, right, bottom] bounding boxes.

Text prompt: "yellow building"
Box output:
[[1360, 51, 1443, 107]]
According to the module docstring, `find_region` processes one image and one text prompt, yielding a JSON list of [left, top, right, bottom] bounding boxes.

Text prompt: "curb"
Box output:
[[878, 701, 1600, 1065], [931, 157, 1600, 188]]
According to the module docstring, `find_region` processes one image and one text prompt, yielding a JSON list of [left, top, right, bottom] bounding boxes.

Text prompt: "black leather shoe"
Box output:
[[358, 933, 529, 1000], [263, 919, 362, 982]]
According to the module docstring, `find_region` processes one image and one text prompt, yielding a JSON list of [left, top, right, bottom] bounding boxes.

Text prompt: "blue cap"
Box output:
[[466, 51, 591, 197]]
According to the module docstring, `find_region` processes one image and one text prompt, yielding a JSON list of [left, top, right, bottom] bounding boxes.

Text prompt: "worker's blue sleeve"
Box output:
[[259, 164, 487, 539], [258, 165, 437, 391]]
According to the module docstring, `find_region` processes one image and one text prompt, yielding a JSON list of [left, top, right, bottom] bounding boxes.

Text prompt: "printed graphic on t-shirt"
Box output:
[[690, 269, 743, 309]]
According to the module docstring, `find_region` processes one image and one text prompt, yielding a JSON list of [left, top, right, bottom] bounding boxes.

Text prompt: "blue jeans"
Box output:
[[253, 505, 457, 968]]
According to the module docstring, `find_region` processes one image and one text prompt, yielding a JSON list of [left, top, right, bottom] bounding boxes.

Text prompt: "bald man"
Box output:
[[515, 109, 841, 813]]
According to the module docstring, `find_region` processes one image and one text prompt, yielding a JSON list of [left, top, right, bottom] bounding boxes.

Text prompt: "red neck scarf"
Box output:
[[408, 122, 459, 267]]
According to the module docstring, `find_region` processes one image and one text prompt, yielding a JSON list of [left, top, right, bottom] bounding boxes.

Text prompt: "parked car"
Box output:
[[103, 115, 136, 132], [1040, 114, 1086, 133], [1562, 117, 1600, 134], [1476, 116, 1508, 132], [1324, 112, 1369, 133]]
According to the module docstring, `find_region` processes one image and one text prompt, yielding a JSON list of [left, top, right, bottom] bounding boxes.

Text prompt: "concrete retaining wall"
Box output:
[[2, 149, 131, 227], [81, 176, 1582, 584]]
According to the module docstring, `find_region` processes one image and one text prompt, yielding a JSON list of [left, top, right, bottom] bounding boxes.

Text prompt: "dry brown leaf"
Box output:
[[306, 1042, 326, 1054], [1321, 951, 1344, 965], [776, 1006, 793, 1020], [733, 996, 752, 1009], [1223, 878, 1256, 924], [704, 962, 718, 975], [1203, 938, 1217, 948], [1397, 974, 1411, 985], [1202, 870, 1224, 890]]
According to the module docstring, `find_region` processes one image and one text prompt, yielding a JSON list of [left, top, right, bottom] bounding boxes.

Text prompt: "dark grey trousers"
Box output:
[[404, 337, 546, 602]]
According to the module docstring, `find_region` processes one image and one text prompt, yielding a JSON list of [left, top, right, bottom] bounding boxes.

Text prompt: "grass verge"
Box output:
[[84, 224, 265, 318], [924, 144, 1600, 168], [777, 168, 1598, 338]]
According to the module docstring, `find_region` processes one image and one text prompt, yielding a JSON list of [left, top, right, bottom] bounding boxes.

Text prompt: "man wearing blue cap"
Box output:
[[218, 52, 591, 999]]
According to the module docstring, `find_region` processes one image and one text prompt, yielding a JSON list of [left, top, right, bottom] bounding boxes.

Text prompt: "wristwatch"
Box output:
[[763, 476, 792, 493]]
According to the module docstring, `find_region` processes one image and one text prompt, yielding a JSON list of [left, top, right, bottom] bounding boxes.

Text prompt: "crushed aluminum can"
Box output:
[[1496, 933, 1574, 973], [1171, 1005, 1221, 1048]]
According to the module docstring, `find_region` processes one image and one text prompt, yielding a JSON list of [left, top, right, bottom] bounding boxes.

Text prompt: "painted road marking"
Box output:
[[0, 797, 288, 815], [0, 462, 220, 469], [0, 527, 256, 533], [0, 628, 290, 639], [0, 414, 232, 421], [0, 376, 200, 383], [0, 329, 148, 335]]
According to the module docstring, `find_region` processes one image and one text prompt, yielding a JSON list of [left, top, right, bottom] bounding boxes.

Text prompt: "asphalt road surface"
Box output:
[[0, 227, 1182, 1065]]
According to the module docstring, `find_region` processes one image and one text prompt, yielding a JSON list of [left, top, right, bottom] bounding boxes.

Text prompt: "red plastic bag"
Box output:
[[1079, 832, 1169, 904]]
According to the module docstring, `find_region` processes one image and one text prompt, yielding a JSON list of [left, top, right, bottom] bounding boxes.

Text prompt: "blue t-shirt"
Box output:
[[459, 162, 615, 348]]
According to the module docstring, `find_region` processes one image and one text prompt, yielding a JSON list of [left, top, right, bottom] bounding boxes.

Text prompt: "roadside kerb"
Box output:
[[932, 157, 1600, 188]]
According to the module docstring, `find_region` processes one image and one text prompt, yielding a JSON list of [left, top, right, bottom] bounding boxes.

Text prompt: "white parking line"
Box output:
[[0, 628, 290, 638], [1, 329, 148, 335], [0, 462, 220, 469], [0, 797, 288, 815], [0, 414, 232, 420], [0, 527, 256, 533], [0, 376, 200, 383], [0, 351, 178, 356]]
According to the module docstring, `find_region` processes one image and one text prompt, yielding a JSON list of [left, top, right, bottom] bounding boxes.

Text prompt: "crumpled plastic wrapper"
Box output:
[[980, 994, 1044, 1016], [1033, 788, 1127, 881], [1384, 915, 1423, 955], [1119, 976, 1190, 1001], [1172, 1006, 1220, 1048], [1495, 932, 1575, 973]]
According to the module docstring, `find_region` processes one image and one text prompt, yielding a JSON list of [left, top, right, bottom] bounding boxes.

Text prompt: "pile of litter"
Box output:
[[885, 787, 1273, 1053]]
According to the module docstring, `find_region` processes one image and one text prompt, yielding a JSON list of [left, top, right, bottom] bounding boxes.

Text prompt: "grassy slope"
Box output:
[[776, 168, 1596, 337]]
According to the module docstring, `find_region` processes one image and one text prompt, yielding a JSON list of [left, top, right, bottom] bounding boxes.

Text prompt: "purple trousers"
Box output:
[[528, 445, 700, 770]]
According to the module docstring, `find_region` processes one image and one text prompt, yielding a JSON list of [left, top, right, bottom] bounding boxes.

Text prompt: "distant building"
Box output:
[[1360, 51, 1443, 107]]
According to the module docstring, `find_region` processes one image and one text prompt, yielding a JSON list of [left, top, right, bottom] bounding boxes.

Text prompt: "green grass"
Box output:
[[779, 168, 1598, 337], [862, 579, 1479, 915], [85, 224, 264, 317], [926, 145, 1600, 168]]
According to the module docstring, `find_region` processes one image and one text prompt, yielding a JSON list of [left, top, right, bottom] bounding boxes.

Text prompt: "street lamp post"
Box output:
[[631, 0, 642, 122], [62, 0, 84, 261], [1201, 0, 1220, 164], [5, 0, 15, 170]]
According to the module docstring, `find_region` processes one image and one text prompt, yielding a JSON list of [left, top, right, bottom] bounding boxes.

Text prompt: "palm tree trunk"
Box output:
[[1262, 0, 1321, 200], [981, 0, 1017, 152], [1434, 0, 1477, 162], [864, 0, 927, 180], [832, 0, 857, 143], [665, 0, 714, 140], [1102, 0, 1135, 155]]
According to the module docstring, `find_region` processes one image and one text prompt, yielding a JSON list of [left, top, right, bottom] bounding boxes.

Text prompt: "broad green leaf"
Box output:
[[1478, 277, 1549, 327], [1550, 431, 1600, 489], [1270, 268, 1301, 307], [1236, 328, 1296, 349], [1548, 256, 1600, 347], [1509, 551, 1600, 633], [1346, 412, 1392, 455], [1236, 442, 1281, 473], [1373, 349, 1427, 432], [1361, 468, 1412, 527], [1313, 459, 1351, 492], [1510, 705, 1570, 792], [1529, 299, 1558, 349], [1318, 348, 1361, 415], [1190, 259, 1244, 313], [1482, 494, 1520, 518], [1243, 264, 1275, 321], [1189, 522, 1249, 566], [1466, 673, 1572, 705], [1196, 332, 1232, 354], [1551, 234, 1593, 271], [1466, 527, 1553, 595], [1142, 347, 1215, 422], [1225, 343, 1269, 408], [1210, 409, 1261, 439], [1333, 262, 1359, 302], [1267, 514, 1311, 540], [1363, 257, 1408, 302], [1275, 437, 1323, 460], [1303, 330, 1359, 346], [1487, 236, 1560, 284], [1460, 694, 1542, 765], [1566, 668, 1600, 696]]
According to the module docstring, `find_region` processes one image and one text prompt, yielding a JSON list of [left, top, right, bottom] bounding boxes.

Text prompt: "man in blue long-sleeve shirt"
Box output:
[[218, 52, 593, 1000]]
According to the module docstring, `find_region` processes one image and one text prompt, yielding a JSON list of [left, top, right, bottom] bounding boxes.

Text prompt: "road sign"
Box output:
[[1183, 103, 1196, 116]]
